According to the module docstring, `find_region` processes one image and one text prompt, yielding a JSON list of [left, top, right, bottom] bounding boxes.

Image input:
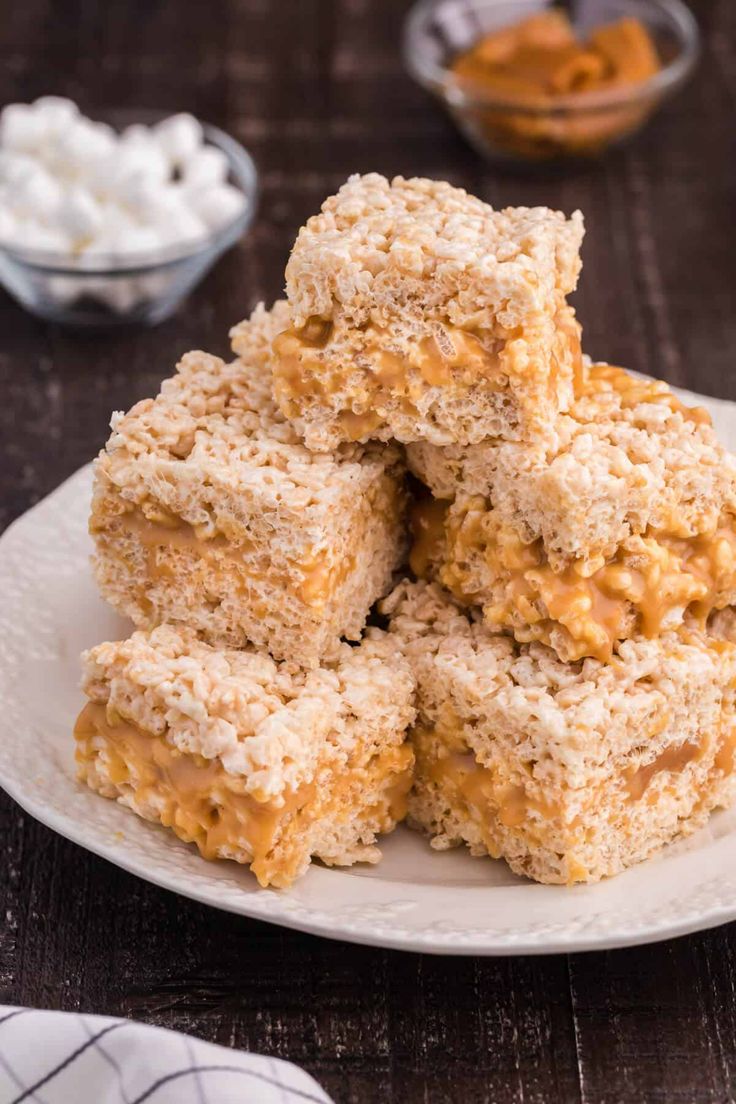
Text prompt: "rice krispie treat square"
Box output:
[[409, 362, 736, 662], [271, 173, 584, 449], [91, 302, 408, 668], [75, 624, 416, 888], [383, 580, 736, 885]]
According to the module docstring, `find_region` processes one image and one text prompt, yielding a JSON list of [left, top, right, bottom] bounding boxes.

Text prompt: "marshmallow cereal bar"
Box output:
[[272, 174, 584, 448], [384, 580, 736, 885], [410, 363, 736, 662], [91, 301, 408, 667], [75, 624, 416, 888]]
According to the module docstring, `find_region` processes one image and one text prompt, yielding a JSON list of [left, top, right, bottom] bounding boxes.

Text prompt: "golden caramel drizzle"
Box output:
[[414, 495, 736, 662], [336, 409, 383, 441], [409, 497, 449, 579], [715, 726, 736, 778], [624, 741, 702, 801], [557, 305, 584, 394], [577, 362, 712, 427], [271, 312, 580, 424], [99, 507, 338, 610], [384, 761, 415, 823], [75, 701, 312, 886], [422, 744, 561, 841]]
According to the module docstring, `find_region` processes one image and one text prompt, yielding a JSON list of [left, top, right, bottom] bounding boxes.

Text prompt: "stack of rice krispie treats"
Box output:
[[76, 297, 416, 889], [75, 172, 736, 889]]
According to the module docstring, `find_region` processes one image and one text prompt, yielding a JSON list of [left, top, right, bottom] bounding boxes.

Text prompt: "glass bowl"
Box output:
[[0, 117, 258, 326], [404, 0, 700, 165]]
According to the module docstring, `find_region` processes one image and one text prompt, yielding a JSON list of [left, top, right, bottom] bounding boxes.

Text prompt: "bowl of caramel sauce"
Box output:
[[404, 0, 699, 164]]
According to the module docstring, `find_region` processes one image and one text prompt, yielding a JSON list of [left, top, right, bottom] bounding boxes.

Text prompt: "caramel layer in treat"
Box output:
[[76, 701, 414, 889], [427, 747, 561, 835], [413, 498, 736, 662], [76, 701, 313, 886], [275, 317, 504, 393], [415, 721, 721, 880], [99, 507, 342, 611], [273, 309, 581, 441], [624, 740, 702, 802]]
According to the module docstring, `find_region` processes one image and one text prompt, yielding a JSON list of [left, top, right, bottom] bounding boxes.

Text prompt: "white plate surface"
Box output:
[[2, 380, 736, 955]]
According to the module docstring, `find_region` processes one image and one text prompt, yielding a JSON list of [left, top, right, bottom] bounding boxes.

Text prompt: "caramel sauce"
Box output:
[[578, 362, 712, 427], [337, 409, 383, 441], [427, 499, 736, 662], [273, 316, 512, 415], [373, 347, 410, 389], [557, 305, 584, 394], [414, 327, 500, 387], [271, 309, 582, 447], [385, 760, 414, 822], [409, 497, 449, 579], [624, 740, 702, 801], [589, 19, 660, 84], [104, 507, 338, 610], [302, 317, 333, 346], [426, 748, 560, 834], [450, 11, 661, 160], [75, 700, 312, 886], [298, 556, 342, 605], [124, 509, 237, 567], [715, 727, 736, 777]]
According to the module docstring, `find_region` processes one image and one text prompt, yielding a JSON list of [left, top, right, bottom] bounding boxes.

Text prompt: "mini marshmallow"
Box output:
[[76, 206, 138, 259], [96, 277, 142, 313], [188, 182, 246, 230], [156, 204, 208, 248], [154, 113, 203, 167], [181, 145, 228, 190], [116, 172, 178, 219], [76, 276, 120, 310], [15, 166, 64, 218], [136, 271, 169, 299], [106, 223, 163, 257], [0, 104, 47, 154], [83, 153, 121, 198], [48, 274, 86, 305], [33, 96, 79, 138], [56, 187, 104, 242], [46, 118, 117, 179], [18, 220, 72, 253], [0, 150, 39, 187], [101, 143, 170, 198], [121, 179, 183, 223], [121, 124, 154, 146]]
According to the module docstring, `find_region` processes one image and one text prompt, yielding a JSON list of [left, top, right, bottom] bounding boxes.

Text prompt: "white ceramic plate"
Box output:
[[3, 380, 736, 956]]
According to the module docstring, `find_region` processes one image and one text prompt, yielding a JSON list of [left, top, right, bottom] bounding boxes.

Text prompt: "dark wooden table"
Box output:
[[1, 2, 736, 1101]]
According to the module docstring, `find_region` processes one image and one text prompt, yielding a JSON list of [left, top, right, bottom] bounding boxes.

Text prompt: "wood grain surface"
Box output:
[[1, 2, 735, 1101]]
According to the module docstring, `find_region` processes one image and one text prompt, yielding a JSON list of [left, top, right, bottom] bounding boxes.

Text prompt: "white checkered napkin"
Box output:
[[0, 1006, 333, 1103]]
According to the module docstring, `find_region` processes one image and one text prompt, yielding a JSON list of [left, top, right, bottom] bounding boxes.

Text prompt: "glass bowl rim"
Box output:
[[403, 0, 701, 115], [0, 114, 258, 275]]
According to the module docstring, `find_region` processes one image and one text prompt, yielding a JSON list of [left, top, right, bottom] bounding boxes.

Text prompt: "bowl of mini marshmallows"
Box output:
[[0, 97, 258, 326]]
